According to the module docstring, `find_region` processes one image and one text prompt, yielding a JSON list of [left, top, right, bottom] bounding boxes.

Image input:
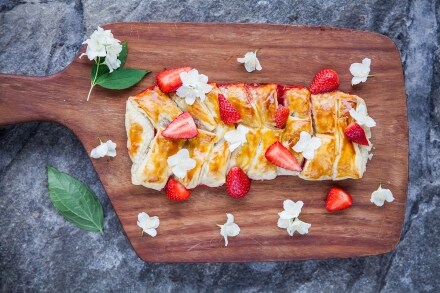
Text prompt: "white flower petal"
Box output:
[[237, 57, 247, 63], [223, 234, 229, 247], [238, 51, 261, 73], [279, 210, 295, 220], [144, 228, 157, 237], [90, 143, 108, 158], [226, 213, 234, 224], [362, 57, 371, 68], [302, 148, 315, 160], [137, 212, 149, 223], [172, 166, 188, 179], [349, 63, 365, 77], [149, 216, 160, 229], [371, 185, 394, 207], [363, 116, 377, 127], [292, 218, 311, 235], [105, 140, 117, 157], [285, 200, 303, 218], [352, 76, 367, 85], [277, 218, 290, 229]]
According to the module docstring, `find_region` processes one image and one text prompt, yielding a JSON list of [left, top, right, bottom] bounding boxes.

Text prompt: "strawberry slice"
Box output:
[[218, 94, 241, 124], [325, 187, 353, 212], [309, 69, 340, 94], [274, 106, 289, 128], [166, 178, 191, 201], [156, 66, 193, 93], [162, 112, 198, 139], [226, 166, 251, 199], [265, 141, 302, 171], [344, 122, 369, 146]]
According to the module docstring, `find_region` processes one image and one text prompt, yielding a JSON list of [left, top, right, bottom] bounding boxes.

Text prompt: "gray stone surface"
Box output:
[[0, 0, 439, 291]]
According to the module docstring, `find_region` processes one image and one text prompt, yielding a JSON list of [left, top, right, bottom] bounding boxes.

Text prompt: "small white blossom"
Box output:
[[90, 139, 117, 158], [167, 149, 196, 179], [237, 51, 262, 73], [176, 69, 213, 105], [277, 200, 311, 236], [224, 125, 249, 152], [277, 218, 311, 236], [137, 212, 160, 237], [350, 58, 371, 85], [217, 213, 240, 247], [349, 104, 376, 127], [80, 27, 122, 72], [292, 131, 322, 160], [370, 185, 395, 207], [278, 200, 303, 220]]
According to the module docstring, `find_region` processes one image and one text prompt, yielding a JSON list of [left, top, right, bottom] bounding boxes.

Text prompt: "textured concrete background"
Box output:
[[0, 0, 439, 292]]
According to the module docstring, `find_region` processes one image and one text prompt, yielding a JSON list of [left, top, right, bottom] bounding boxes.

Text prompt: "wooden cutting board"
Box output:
[[0, 22, 407, 262]]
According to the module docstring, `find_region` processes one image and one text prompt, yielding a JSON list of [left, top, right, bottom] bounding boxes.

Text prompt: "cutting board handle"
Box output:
[[0, 72, 76, 126]]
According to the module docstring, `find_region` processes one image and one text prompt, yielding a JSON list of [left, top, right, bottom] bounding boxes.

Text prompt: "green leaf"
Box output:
[[95, 68, 149, 90], [118, 41, 128, 66], [47, 166, 104, 233], [91, 58, 110, 81]]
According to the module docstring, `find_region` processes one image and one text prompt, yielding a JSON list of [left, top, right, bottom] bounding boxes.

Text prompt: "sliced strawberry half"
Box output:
[[344, 122, 369, 146], [274, 106, 289, 128], [218, 94, 241, 124], [265, 141, 302, 171], [156, 66, 193, 93], [166, 178, 191, 201], [226, 166, 251, 199], [162, 112, 198, 139], [325, 187, 353, 212], [309, 69, 340, 94]]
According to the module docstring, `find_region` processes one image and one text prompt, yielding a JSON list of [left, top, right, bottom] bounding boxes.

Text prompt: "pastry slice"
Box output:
[[125, 98, 155, 163], [283, 86, 311, 119], [200, 139, 231, 187], [131, 130, 185, 191], [177, 130, 218, 189], [332, 92, 360, 180], [311, 92, 337, 134], [228, 127, 261, 172], [333, 93, 372, 179], [279, 117, 313, 176], [171, 93, 217, 132], [203, 83, 222, 124], [248, 83, 278, 128], [129, 87, 182, 129], [247, 128, 283, 180], [299, 134, 336, 180], [219, 83, 261, 128]]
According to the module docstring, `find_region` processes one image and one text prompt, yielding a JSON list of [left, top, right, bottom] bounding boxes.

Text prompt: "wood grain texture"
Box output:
[[0, 22, 408, 262]]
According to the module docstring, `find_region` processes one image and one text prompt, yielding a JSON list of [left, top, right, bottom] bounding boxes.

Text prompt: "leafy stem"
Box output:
[[87, 57, 102, 101]]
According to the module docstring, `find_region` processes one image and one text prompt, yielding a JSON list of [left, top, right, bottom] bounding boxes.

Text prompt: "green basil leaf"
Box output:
[[118, 41, 128, 66], [95, 68, 149, 90], [47, 166, 104, 233]]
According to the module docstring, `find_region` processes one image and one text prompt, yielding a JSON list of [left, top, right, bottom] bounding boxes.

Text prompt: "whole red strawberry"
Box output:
[[274, 106, 289, 128], [226, 166, 251, 199], [309, 69, 340, 94], [344, 122, 369, 146], [218, 94, 241, 124], [325, 187, 353, 212], [166, 178, 191, 201]]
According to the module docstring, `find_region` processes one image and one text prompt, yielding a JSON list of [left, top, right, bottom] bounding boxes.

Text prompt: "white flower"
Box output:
[[90, 139, 117, 158], [350, 58, 371, 85], [80, 27, 122, 72], [237, 51, 262, 73], [217, 213, 240, 247], [349, 104, 376, 127], [176, 69, 213, 105], [370, 185, 395, 207], [278, 200, 303, 220], [137, 212, 160, 237], [277, 200, 311, 236], [292, 131, 322, 160], [277, 218, 311, 236], [167, 149, 196, 179], [224, 125, 249, 152], [104, 42, 122, 72]]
